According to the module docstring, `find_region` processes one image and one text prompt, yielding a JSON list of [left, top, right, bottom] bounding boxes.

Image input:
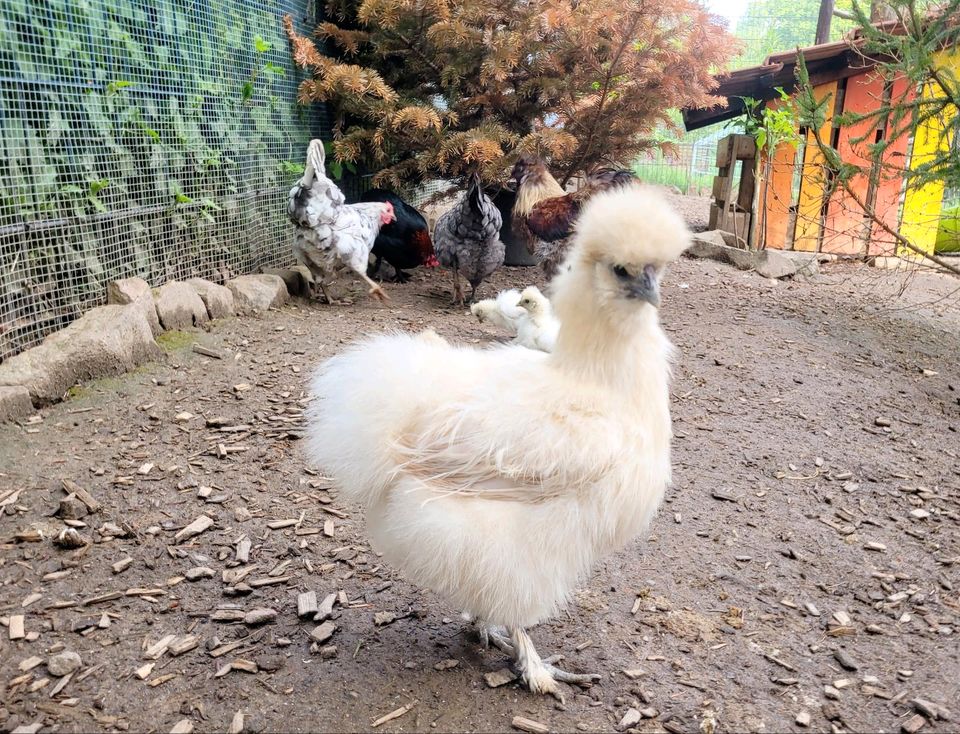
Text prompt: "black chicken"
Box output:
[[358, 189, 438, 282]]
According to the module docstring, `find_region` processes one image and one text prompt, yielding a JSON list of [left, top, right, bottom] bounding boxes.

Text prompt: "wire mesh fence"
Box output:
[[0, 0, 328, 363]]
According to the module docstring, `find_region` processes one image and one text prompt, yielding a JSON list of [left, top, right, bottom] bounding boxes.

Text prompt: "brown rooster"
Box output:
[[509, 156, 566, 256], [515, 163, 638, 277]]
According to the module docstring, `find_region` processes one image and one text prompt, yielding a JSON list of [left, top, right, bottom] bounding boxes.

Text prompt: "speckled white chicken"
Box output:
[[288, 140, 396, 303], [307, 184, 690, 701]]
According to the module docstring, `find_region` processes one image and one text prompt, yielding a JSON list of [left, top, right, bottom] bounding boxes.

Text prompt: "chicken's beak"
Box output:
[[625, 264, 660, 307]]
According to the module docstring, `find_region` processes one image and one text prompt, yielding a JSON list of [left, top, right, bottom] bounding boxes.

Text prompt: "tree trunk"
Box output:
[[816, 0, 835, 44]]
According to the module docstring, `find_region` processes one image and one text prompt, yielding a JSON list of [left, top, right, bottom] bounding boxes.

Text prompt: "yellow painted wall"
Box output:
[[900, 49, 959, 255], [794, 81, 838, 252]]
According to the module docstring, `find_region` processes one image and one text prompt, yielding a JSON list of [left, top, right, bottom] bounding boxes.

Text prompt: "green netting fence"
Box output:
[[0, 0, 331, 362]]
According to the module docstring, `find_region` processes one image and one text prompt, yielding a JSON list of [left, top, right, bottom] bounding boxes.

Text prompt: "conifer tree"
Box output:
[[285, 0, 736, 188]]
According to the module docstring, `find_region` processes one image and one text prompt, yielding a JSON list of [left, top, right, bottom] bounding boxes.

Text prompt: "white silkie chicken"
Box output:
[[288, 139, 396, 303], [307, 184, 690, 701], [515, 286, 559, 352], [470, 287, 559, 353], [469, 288, 525, 332]]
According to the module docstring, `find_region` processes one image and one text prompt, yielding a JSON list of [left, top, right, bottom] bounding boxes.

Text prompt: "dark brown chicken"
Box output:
[[520, 167, 638, 277]]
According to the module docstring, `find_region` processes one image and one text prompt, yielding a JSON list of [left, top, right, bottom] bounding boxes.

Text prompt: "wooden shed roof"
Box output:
[[682, 28, 892, 131]]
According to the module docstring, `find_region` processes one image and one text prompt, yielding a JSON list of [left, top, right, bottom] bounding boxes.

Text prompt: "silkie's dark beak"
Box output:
[[625, 264, 660, 307]]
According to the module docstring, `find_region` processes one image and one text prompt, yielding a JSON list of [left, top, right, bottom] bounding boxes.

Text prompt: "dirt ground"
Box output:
[[1, 201, 959, 734]]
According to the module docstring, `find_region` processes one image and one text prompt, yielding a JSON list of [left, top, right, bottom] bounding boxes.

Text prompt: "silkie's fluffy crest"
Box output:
[[306, 184, 689, 696], [571, 184, 690, 269]]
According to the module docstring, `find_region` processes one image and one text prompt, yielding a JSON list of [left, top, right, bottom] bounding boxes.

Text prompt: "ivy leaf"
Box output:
[[263, 62, 286, 76]]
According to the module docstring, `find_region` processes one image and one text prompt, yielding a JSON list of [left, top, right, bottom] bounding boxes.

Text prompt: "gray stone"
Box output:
[[154, 281, 209, 330], [226, 275, 288, 314], [261, 266, 312, 297], [47, 651, 82, 677], [0, 386, 34, 423], [0, 304, 162, 405], [186, 279, 235, 320], [686, 236, 819, 280], [107, 277, 162, 336], [758, 249, 820, 280]]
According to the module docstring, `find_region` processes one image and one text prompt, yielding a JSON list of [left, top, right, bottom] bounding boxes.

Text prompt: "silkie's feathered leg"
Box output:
[[509, 627, 601, 703]]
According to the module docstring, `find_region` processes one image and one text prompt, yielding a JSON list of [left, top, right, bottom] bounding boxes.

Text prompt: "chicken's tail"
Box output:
[[466, 173, 484, 216], [302, 139, 325, 186]]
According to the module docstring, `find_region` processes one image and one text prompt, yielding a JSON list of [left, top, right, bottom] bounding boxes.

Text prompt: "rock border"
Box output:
[[0, 271, 296, 424]]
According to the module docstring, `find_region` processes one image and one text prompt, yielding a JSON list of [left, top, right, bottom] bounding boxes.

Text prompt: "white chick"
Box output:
[[469, 288, 525, 332], [307, 184, 690, 702], [515, 286, 559, 352]]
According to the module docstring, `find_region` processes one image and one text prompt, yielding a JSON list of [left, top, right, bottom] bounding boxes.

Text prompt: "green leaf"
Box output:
[[253, 35, 271, 53], [241, 81, 254, 102], [262, 62, 286, 76], [329, 160, 343, 180], [106, 80, 134, 95], [175, 192, 193, 204], [89, 179, 110, 195]]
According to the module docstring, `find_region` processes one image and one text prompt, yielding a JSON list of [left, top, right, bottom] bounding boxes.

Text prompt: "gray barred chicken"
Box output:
[[434, 174, 504, 305], [288, 139, 396, 304]]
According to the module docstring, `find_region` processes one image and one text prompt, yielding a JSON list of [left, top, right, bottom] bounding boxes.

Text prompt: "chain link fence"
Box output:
[[0, 0, 329, 362]]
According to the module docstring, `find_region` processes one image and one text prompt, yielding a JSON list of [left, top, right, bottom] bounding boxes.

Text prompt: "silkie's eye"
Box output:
[[613, 265, 631, 279]]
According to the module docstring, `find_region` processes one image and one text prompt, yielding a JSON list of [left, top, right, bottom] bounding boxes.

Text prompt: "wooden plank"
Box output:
[[712, 176, 730, 201], [794, 81, 839, 252]]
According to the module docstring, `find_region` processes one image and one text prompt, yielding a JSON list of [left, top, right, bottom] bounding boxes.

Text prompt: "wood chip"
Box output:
[[902, 714, 926, 734], [310, 621, 337, 644], [622, 668, 646, 680], [62, 479, 100, 512], [228, 711, 244, 734], [243, 608, 277, 626], [9, 614, 25, 640], [297, 592, 318, 619], [267, 519, 298, 530], [619, 708, 642, 730], [249, 576, 291, 588], [168, 635, 200, 656], [148, 673, 178, 687], [112, 558, 133, 574], [864, 541, 887, 552], [796, 711, 811, 727], [192, 343, 223, 360], [21, 593, 42, 609], [175, 515, 214, 543], [512, 716, 549, 734], [484, 668, 518, 688], [374, 611, 396, 627], [372, 702, 416, 728], [209, 641, 245, 658], [314, 593, 336, 622], [231, 658, 258, 674], [134, 663, 155, 680], [169, 719, 194, 734], [143, 634, 177, 660], [19, 656, 43, 672], [323, 519, 335, 537], [434, 659, 459, 671]]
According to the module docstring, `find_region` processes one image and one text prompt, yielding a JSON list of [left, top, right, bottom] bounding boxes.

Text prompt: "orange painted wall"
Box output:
[[820, 74, 885, 255], [871, 76, 917, 255]]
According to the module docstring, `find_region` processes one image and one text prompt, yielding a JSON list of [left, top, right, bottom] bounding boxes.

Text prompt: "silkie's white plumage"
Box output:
[[307, 184, 691, 699], [470, 287, 559, 353], [470, 288, 525, 332], [288, 139, 394, 302], [515, 286, 559, 352]]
